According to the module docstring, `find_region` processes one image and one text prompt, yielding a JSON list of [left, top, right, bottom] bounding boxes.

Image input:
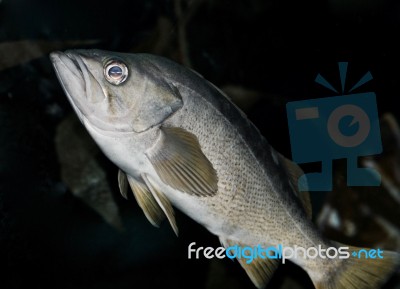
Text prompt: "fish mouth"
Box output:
[[50, 51, 92, 121], [50, 51, 133, 135]]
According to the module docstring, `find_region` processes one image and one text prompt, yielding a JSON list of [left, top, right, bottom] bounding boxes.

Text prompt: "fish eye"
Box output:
[[104, 60, 128, 85]]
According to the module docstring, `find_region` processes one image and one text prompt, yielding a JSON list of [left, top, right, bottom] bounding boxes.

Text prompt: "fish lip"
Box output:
[[50, 51, 134, 135], [65, 51, 85, 79], [50, 51, 89, 120]]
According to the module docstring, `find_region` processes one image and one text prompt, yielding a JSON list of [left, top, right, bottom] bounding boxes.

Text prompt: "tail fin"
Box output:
[[312, 243, 400, 289]]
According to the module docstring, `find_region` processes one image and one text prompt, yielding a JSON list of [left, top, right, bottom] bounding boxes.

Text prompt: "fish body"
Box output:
[[50, 49, 399, 289]]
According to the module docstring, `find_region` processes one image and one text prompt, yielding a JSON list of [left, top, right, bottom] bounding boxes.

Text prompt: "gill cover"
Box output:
[[98, 52, 184, 133], [52, 50, 184, 133], [128, 78, 183, 133]]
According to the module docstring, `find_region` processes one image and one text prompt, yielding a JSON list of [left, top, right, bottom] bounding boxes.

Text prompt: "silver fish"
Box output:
[[50, 49, 399, 289]]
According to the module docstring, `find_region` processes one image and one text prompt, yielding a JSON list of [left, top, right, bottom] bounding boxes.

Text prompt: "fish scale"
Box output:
[[159, 86, 343, 281], [163, 82, 331, 269], [50, 49, 400, 289]]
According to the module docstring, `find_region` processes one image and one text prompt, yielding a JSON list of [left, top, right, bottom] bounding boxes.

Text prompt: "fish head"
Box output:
[[50, 49, 183, 134]]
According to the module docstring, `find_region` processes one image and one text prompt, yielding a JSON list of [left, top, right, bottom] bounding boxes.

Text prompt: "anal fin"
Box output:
[[219, 237, 279, 289]]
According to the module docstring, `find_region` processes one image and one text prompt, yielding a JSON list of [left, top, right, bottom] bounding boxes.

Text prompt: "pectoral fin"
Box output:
[[146, 126, 218, 197], [142, 173, 178, 236], [220, 237, 279, 289], [126, 174, 166, 227]]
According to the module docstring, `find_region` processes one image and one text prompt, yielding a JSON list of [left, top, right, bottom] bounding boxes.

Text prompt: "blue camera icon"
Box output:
[[286, 63, 382, 191]]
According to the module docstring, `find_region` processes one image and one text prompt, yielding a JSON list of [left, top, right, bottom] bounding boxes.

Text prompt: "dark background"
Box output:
[[1, 0, 399, 288]]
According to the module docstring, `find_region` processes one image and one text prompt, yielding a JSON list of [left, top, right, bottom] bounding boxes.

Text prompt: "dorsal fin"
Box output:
[[276, 151, 312, 219]]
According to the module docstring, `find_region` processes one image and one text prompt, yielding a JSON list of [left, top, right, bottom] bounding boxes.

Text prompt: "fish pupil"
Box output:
[[109, 66, 123, 78]]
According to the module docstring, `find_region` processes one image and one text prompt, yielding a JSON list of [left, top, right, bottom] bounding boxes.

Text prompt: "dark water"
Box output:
[[1, 0, 399, 288]]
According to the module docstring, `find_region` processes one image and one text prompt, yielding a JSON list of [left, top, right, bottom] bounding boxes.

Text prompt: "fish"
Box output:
[[50, 49, 399, 289]]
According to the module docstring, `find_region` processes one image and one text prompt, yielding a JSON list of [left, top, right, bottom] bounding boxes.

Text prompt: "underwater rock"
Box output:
[[55, 113, 124, 231]]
